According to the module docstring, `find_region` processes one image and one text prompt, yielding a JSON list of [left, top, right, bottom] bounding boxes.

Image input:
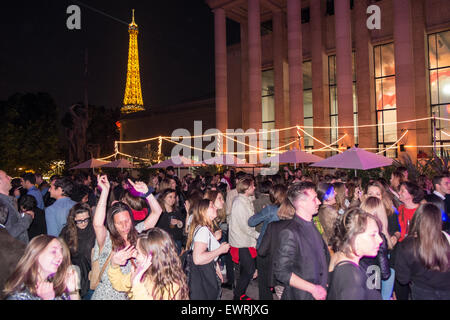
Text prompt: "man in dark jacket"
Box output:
[[0, 170, 32, 243], [0, 204, 26, 299], [273, 182, 330, 300]]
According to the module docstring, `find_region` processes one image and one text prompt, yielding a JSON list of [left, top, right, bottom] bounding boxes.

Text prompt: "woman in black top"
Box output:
[[59, 203, 96, 299], [327, 207, 383, 300], [394, 203, 450, 300], [156, 188, 186, 254]]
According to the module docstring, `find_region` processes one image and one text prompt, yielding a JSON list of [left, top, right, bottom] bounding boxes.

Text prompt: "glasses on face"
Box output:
[[74, 217, 90, 225]]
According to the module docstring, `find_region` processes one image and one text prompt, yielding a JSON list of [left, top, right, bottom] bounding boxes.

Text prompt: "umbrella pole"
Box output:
[[354, 169, 357, 177]]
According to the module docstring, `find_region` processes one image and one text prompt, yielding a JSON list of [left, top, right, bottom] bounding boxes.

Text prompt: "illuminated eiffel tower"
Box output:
[[122, 9, 145, 114]]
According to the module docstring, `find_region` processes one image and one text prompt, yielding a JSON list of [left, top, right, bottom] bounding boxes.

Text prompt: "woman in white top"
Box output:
[[185, 199, 230, 299]]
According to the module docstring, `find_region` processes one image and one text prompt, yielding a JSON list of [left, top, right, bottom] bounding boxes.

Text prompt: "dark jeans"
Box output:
[[257, 254, 273, 300], [233, 248, 256, 300], [219, 228, 234, 285], [411, 283, 450, 300]]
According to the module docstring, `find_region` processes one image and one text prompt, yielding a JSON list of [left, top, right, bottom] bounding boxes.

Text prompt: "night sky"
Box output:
[[0, 0, 236, 113]]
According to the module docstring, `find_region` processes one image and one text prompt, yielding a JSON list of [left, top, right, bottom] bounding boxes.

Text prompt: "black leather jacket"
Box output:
[[360, 233, 391, 284], [273, 215, 330, 300]]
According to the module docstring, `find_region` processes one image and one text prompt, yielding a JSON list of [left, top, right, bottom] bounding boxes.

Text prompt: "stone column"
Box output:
[[311, 0, 329, 157], [214, 8, 228, 152], [273, 9, 287, 145], [334, 0, 354, 147], [287, 0, 303, 148], [411, 0, 430, 158], [393, 0, 417, 162], [241, 22, 250, 131], [354, 0, 376, 150], [248, 0, 262, 131]]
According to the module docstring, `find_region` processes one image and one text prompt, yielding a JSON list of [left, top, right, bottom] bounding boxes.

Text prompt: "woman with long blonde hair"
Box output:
[[108, 228, 189, 300], [4, 235, 79, 300]]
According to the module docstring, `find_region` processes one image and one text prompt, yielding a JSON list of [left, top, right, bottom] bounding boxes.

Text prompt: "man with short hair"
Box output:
[[426, 175, 450, 231], [0, 170, 32, 243], [293, 168, 302, 183], [21, 172, 44, 210], [273, 182, 330, 300], [229, 176, 259, 300], [45, 177, 76, 236], [0, 204, 26, 298]]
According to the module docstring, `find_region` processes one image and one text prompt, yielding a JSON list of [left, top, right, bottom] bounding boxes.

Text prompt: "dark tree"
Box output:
[[0, 92, 61, 176]]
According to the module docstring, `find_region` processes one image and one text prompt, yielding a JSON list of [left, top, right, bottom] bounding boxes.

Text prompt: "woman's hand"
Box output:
[[128, 179, 148, 196], [131, 253, 153, 287], [36, 280, 55, 300], [216, 263, 224, 283], [111, 245, 137, 267], [65, 266, 78, 293], [184, 200, 191, 214], [218, 242, 230, 255], [97, 175, 110, 192]]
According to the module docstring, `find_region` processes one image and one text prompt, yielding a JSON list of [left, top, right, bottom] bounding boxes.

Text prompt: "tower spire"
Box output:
[[122, 9, 145, 114]]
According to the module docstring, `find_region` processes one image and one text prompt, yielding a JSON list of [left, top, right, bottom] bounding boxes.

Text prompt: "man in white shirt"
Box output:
[[229, 176, 259, 300]]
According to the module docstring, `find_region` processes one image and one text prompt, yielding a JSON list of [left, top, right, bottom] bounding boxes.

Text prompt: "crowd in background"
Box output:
[[0, 164, 449, 300]]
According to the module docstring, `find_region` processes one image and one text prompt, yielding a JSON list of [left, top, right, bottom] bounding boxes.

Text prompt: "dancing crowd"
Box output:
[[0, 165, 449, 300]]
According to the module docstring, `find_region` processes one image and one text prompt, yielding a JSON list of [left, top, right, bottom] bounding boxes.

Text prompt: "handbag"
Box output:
[[88, 245, 112, 291], [182, 226, 221, 300]]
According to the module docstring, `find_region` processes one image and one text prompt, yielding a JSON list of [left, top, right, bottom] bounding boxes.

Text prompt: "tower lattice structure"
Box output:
[[122, 9, 145, 114]]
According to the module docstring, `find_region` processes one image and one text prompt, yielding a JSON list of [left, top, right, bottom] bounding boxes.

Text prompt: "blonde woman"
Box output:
[[365, 181, 401, 248], [360, 197, 393, 299], [4, 235, 79, 300], [108, 228, 189, 300]]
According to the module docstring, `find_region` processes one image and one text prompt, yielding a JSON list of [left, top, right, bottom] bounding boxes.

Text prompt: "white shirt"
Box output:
[[192, 226, 220, 261]]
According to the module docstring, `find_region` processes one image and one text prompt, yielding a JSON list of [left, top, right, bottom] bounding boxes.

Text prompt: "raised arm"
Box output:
[[93, 175, 110, 251], [128, 179, 162, 230]]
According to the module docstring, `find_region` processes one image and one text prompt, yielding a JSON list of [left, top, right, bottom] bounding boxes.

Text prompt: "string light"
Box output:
[[405, 145, 450, 148], [310, 134, 349, 153], [297, 126, 343, 153], [113, 116, 441, 145], [376, 130, 408, 154], [162, 137, 297, 155]]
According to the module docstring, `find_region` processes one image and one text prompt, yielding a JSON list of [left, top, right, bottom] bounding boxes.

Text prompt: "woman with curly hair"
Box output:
[[3, 235, 79, 300], [59, 202, 96, 299], [108, 228, 189, 300]]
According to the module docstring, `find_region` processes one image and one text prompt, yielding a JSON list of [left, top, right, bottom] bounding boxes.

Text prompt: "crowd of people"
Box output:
[[0, 164, 449, 300]]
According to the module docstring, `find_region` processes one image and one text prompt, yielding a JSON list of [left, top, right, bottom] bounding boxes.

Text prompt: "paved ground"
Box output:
[[220, 268, 278, 300]]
